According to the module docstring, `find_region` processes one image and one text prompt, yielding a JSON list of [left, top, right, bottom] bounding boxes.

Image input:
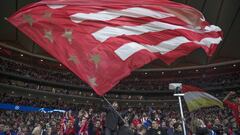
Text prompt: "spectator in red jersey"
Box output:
[[223, 91, 240, 134], [65, 120, 75, 135], [60, 111, 75, 135], [79, 113, 89, 135]]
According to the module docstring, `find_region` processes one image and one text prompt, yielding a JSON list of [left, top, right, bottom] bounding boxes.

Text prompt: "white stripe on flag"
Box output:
[[70, 7, 174, 23], [197, 37, 222, 47], [47, 5, 66, 9], [204, 25, 222, 32], [114, 36, 222, 61], [144, 37, 191, 54], [93, 21, 182, 42], [92, 21, 222, 42], [114, 42, 148, 61]]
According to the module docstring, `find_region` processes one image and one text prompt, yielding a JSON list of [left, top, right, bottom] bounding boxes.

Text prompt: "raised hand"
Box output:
[[229, 91, 236, 95]]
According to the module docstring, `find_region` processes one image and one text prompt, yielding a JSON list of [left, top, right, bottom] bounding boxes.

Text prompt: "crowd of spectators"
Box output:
[[1, 56, 240, 92], [0, 78, 148, 101], [1, 55, 239, 102], [0, 55, 240, 135], [0, 78, 232, 101], [0, 93, 238, 135], [0, 57, 87, 87], [0, 111, 62, 135]]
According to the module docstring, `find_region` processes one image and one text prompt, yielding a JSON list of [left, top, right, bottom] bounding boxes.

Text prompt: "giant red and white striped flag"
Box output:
[[8, 0, 223, 95]]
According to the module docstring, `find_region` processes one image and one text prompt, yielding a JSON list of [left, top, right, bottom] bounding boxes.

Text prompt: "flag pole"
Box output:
[[102, 96, 126, 124], [174, 93, 187, 135]]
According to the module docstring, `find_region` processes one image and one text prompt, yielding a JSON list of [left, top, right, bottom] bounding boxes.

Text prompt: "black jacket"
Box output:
[[104, 106, 119, 130], [160, 127, 168, 135], [174, 131, 184, 135], [146, 128, 161, 135]]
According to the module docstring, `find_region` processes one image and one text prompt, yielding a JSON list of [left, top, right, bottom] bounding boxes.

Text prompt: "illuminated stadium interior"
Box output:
[[0, 0, 240, 134]]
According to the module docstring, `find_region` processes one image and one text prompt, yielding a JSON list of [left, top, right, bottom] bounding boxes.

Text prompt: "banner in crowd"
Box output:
[[8, 0, 223, 95], [182, 85, 223, 112], [0, 103, 65, 113]]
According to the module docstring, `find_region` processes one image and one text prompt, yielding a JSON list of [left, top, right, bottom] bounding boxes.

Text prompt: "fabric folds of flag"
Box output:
[[182, 85, 223, 112], [8, 0, 223, 95]]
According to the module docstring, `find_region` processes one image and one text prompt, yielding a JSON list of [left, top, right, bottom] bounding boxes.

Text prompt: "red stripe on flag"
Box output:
[[182, 85, 204, 93]]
